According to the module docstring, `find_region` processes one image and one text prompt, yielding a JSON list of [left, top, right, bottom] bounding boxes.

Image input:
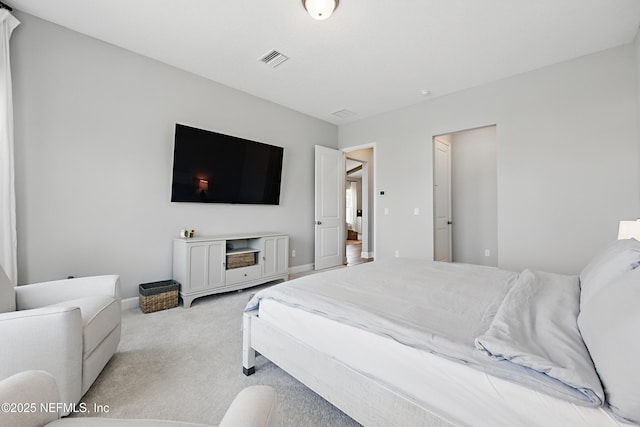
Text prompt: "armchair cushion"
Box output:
[[50, 420, 211, 426], [47, 295, 122, 395], [218, 385, 279, 427], [0, 306, 83, 406], [15, 275, 121, 310], [2, 275, 121, 415], [0, 370, 60, 427], [0, 266, 15, 313], [48, 296, 120, 357], [0, 371, 279, 427]]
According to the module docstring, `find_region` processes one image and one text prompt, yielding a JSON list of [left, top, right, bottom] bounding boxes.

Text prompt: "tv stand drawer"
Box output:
[[226, 265, 261, 285]]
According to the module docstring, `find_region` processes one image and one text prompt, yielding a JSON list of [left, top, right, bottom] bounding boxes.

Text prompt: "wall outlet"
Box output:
[[395, 250, 400, 258], [291, 249, 296, 257], [414, 208, 419, 215], [384, 208, 389, 215], [485, 249, 490, 257]]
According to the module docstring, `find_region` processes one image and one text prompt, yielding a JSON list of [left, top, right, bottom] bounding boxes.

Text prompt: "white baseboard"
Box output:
[[361, 251, 374, 259], [121, 263, 313, 312], [288, 263, 314, 275]]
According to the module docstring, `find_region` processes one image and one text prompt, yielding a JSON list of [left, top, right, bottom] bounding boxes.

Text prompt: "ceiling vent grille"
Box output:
[[259, 50, 289, 68], [332, 109, 357, 119]]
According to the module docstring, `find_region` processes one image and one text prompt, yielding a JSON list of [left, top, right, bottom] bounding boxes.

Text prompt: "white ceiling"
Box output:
[[10, 0, 640, 125]]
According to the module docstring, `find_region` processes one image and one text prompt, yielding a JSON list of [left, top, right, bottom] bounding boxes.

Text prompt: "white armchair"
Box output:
[[0, 371, 279, 427], [0, 267, 121, 415]]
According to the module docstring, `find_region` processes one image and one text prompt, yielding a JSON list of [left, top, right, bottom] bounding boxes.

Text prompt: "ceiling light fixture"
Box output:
[[302, 0, 339, 20]]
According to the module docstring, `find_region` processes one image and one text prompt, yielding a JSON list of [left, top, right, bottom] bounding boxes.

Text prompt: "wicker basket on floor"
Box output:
[[139, 280, 179, 313]]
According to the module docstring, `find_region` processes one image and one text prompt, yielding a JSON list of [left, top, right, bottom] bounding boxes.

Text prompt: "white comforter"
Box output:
[[246, 258, 604, 406]]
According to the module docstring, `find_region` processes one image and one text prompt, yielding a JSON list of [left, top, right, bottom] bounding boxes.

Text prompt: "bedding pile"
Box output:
[[246, 259, 605, 406], [474, 269, 603, 405]]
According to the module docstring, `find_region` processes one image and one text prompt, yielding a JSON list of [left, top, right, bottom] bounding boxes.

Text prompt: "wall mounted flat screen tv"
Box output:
[[171, 124, 284, 205]]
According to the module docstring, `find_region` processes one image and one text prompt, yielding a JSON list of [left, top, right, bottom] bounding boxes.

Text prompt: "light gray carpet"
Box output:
[[74, 285, 360, 426]]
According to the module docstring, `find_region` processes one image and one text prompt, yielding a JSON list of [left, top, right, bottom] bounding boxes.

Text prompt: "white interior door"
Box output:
[[315, 145, 344, 270], [433, 137, 452, 262]]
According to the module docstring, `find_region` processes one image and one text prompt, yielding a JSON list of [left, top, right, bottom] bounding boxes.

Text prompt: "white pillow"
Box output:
[[579, 238, 640, 306], [578, 268, 640, 423]]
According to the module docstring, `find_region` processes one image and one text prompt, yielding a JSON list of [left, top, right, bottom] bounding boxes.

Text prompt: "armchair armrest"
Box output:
[[0, 370, 60, 427], [0, 306, 83, 406], [15, 275, 121, 310], [218, 386, 278, 427]]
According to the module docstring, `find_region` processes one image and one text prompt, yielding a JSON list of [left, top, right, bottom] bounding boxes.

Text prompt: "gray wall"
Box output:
[[11, 12, 337, 298], [451, 126, 497, 266], [637, 31, 640, 151], [339, 43, 640, 275]]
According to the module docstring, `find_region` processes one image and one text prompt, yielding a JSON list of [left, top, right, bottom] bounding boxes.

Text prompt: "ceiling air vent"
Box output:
[[332, 109, 357, 119], [259, 49, 289, 68]]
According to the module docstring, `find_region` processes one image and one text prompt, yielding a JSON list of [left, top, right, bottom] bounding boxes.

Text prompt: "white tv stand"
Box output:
[[172, 232, 289, 308]]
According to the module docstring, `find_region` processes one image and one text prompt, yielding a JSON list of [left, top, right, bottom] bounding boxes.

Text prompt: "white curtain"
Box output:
[[346, 181, 357, 229], [0, 10, 19, 284]]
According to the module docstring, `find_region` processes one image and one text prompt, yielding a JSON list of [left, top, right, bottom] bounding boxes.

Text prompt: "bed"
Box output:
[[242, 239, 640, 427]]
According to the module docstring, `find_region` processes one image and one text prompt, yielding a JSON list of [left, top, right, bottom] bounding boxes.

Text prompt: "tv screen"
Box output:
[[170, 124, 284, 205]]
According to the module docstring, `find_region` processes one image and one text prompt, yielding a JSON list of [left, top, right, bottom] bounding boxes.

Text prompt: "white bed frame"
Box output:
[[242, 310, 456, 427]]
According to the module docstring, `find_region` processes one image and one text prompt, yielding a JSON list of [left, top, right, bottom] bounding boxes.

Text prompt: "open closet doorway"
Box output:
[[344, 146, 374, 266], [433, 125, 497, 266]]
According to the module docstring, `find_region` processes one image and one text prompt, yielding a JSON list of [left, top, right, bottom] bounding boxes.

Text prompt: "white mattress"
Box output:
[[259, 298, 637, 427]]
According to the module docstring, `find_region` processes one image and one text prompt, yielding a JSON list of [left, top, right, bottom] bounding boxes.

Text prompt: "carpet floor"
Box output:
[[74, 285, 360, 426]]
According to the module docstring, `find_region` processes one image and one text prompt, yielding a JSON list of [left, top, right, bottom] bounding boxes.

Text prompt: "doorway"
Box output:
[[433, 135, 452, 262], [433, 125, 497, 266], [314, 144, 375, 270], [346, 158, 365, 265], [343, 146, 374, 266]]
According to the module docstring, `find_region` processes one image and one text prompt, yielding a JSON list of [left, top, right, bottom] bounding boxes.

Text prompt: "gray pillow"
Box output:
[[578, 268, 640, 423], [0, 265, 15, 313], [579, 238, 640, 306]]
